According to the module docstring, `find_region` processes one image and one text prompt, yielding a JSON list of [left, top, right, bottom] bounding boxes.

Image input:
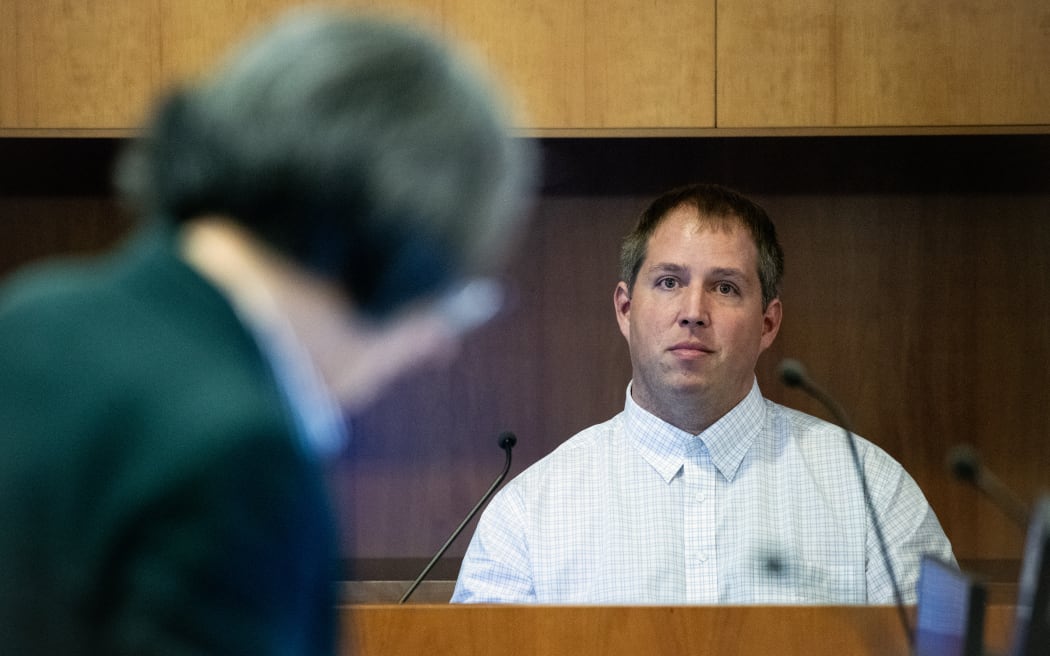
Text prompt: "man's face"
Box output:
[[614, 204, 782, 432]]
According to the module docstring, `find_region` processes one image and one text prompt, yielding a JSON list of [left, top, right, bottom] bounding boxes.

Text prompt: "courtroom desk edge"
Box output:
[[340, 604, 1019, 656]]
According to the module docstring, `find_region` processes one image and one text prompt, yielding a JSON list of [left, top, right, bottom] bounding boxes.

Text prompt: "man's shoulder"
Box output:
[[762, 396, 904, 470], [0, 258, 109, 321], [764, 397, 840, 434], [510, 414, 625, 482]]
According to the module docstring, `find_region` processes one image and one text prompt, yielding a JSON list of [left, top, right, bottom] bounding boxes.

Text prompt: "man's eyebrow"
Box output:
[[707, 267, 749, 281], [644, 262, 688, 276], [642, 264, 756, 285]]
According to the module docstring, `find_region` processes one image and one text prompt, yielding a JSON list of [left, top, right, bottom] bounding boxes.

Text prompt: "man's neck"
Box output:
[[630, 383, 752, 435]]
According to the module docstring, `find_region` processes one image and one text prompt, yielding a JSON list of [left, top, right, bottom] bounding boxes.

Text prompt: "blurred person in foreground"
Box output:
[[0, 9, 533, 654], [453, 183, 952, 605]]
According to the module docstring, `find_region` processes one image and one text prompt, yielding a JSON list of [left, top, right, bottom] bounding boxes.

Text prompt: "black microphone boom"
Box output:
[[776, 358, 914, 648], [946, 443, 1030, 529], [398, 430, 517, 604]]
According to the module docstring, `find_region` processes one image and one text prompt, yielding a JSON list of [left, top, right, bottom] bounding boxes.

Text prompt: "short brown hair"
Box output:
[[619, 183, 784, 308]]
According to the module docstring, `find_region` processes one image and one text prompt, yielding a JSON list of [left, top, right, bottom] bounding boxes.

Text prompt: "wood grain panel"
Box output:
[[0, 0, 711, 131], [155, 0, 299, 87], [717, 0, 1050, 128], [341, 604, 1020, 656], [442, 0, 715, 128], [0, 1, 161, 129], [155, 0, 443, 87], [0, 196, 131, 276], [763, 194, 1050, 560]]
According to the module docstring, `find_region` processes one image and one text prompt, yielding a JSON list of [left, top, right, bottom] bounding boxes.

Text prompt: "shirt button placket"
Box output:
[[685, 451, 719, 603]]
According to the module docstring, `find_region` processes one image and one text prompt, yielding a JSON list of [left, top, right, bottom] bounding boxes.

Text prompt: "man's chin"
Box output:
[[662, 377, 713, 399]]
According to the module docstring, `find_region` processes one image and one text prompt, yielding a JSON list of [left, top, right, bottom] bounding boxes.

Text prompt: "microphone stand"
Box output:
[[946, 443, 1030, 529], [398, 431, 516, 604], [778, 359, 914, 648]]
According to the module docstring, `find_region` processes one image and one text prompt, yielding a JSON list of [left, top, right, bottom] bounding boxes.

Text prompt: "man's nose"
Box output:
[[678, 288, 708, 327]]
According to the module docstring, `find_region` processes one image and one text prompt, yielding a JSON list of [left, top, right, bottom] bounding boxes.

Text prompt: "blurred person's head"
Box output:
[[119, 8, 533, 318], [117, 9, 536, 409]]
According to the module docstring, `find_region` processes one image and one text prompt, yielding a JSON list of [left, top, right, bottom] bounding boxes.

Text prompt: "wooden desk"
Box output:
[[341, 603, 1017, 655]]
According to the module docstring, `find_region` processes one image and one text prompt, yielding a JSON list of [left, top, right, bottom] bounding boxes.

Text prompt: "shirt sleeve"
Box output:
[[451, 483, 536, 603], [862, 442, 956, 604]]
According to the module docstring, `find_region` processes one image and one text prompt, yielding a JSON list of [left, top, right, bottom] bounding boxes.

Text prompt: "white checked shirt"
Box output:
[[452, 380, 954, 604]]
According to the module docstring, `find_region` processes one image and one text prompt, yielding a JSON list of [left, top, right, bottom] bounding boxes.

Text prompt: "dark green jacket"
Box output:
[[0, 227, 337, 655]]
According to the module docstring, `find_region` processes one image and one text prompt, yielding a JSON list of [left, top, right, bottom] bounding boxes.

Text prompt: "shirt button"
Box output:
[[695, 491, 706, 502], [697, 552, 709, 563]]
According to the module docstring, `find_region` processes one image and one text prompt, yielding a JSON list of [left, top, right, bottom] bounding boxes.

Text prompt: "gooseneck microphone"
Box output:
[[398, 430, 517, 604], [777, 358, 913, 647], [947, 443, 1030, 529]]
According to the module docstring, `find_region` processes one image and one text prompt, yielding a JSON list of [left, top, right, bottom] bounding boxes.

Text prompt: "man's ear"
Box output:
[[614, 281, 632, 340], [760, 297, 783, 352]]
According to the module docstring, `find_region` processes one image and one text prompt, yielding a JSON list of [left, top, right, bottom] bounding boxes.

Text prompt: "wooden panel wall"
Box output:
[[717, 0, 1050, 128], [2, 136, 1049, 583], [0, 0, 714, 132], [440, 0, 714, 129], [0, 0, 441, 130], [7, 1, 1050, 132], [0, 2, 159, 129]]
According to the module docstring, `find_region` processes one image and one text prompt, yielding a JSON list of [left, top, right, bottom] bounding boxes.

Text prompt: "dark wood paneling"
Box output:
[[0, 139, 131, 278], [3, 136, 1049, 581]]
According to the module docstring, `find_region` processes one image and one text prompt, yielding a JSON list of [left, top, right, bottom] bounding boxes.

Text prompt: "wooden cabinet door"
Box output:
[[441, 0, 715, 130], [716, 0, 1050, 128], [155, 0, 443, 86], [0, 0, 444, 131], [0, 1, 161, 130], [0, 0, 715, 132]]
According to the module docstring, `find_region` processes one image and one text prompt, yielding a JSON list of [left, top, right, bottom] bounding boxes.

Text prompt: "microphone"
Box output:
[[398, 430, 517, 604], [777, 358, 913, 647], [947, 443, 1029, 529]]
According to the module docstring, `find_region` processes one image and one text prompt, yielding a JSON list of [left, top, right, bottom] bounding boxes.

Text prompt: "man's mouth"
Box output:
[[669, 342, 714, 357]]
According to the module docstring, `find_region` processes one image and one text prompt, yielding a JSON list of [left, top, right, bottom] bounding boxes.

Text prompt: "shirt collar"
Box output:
[[245, 310, 349, 459], [625, 378, 765, 484]]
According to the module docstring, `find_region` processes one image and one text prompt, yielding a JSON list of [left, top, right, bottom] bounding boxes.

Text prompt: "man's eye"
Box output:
[[657, 277, 678, 290], [716, 282, 737, 295]]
